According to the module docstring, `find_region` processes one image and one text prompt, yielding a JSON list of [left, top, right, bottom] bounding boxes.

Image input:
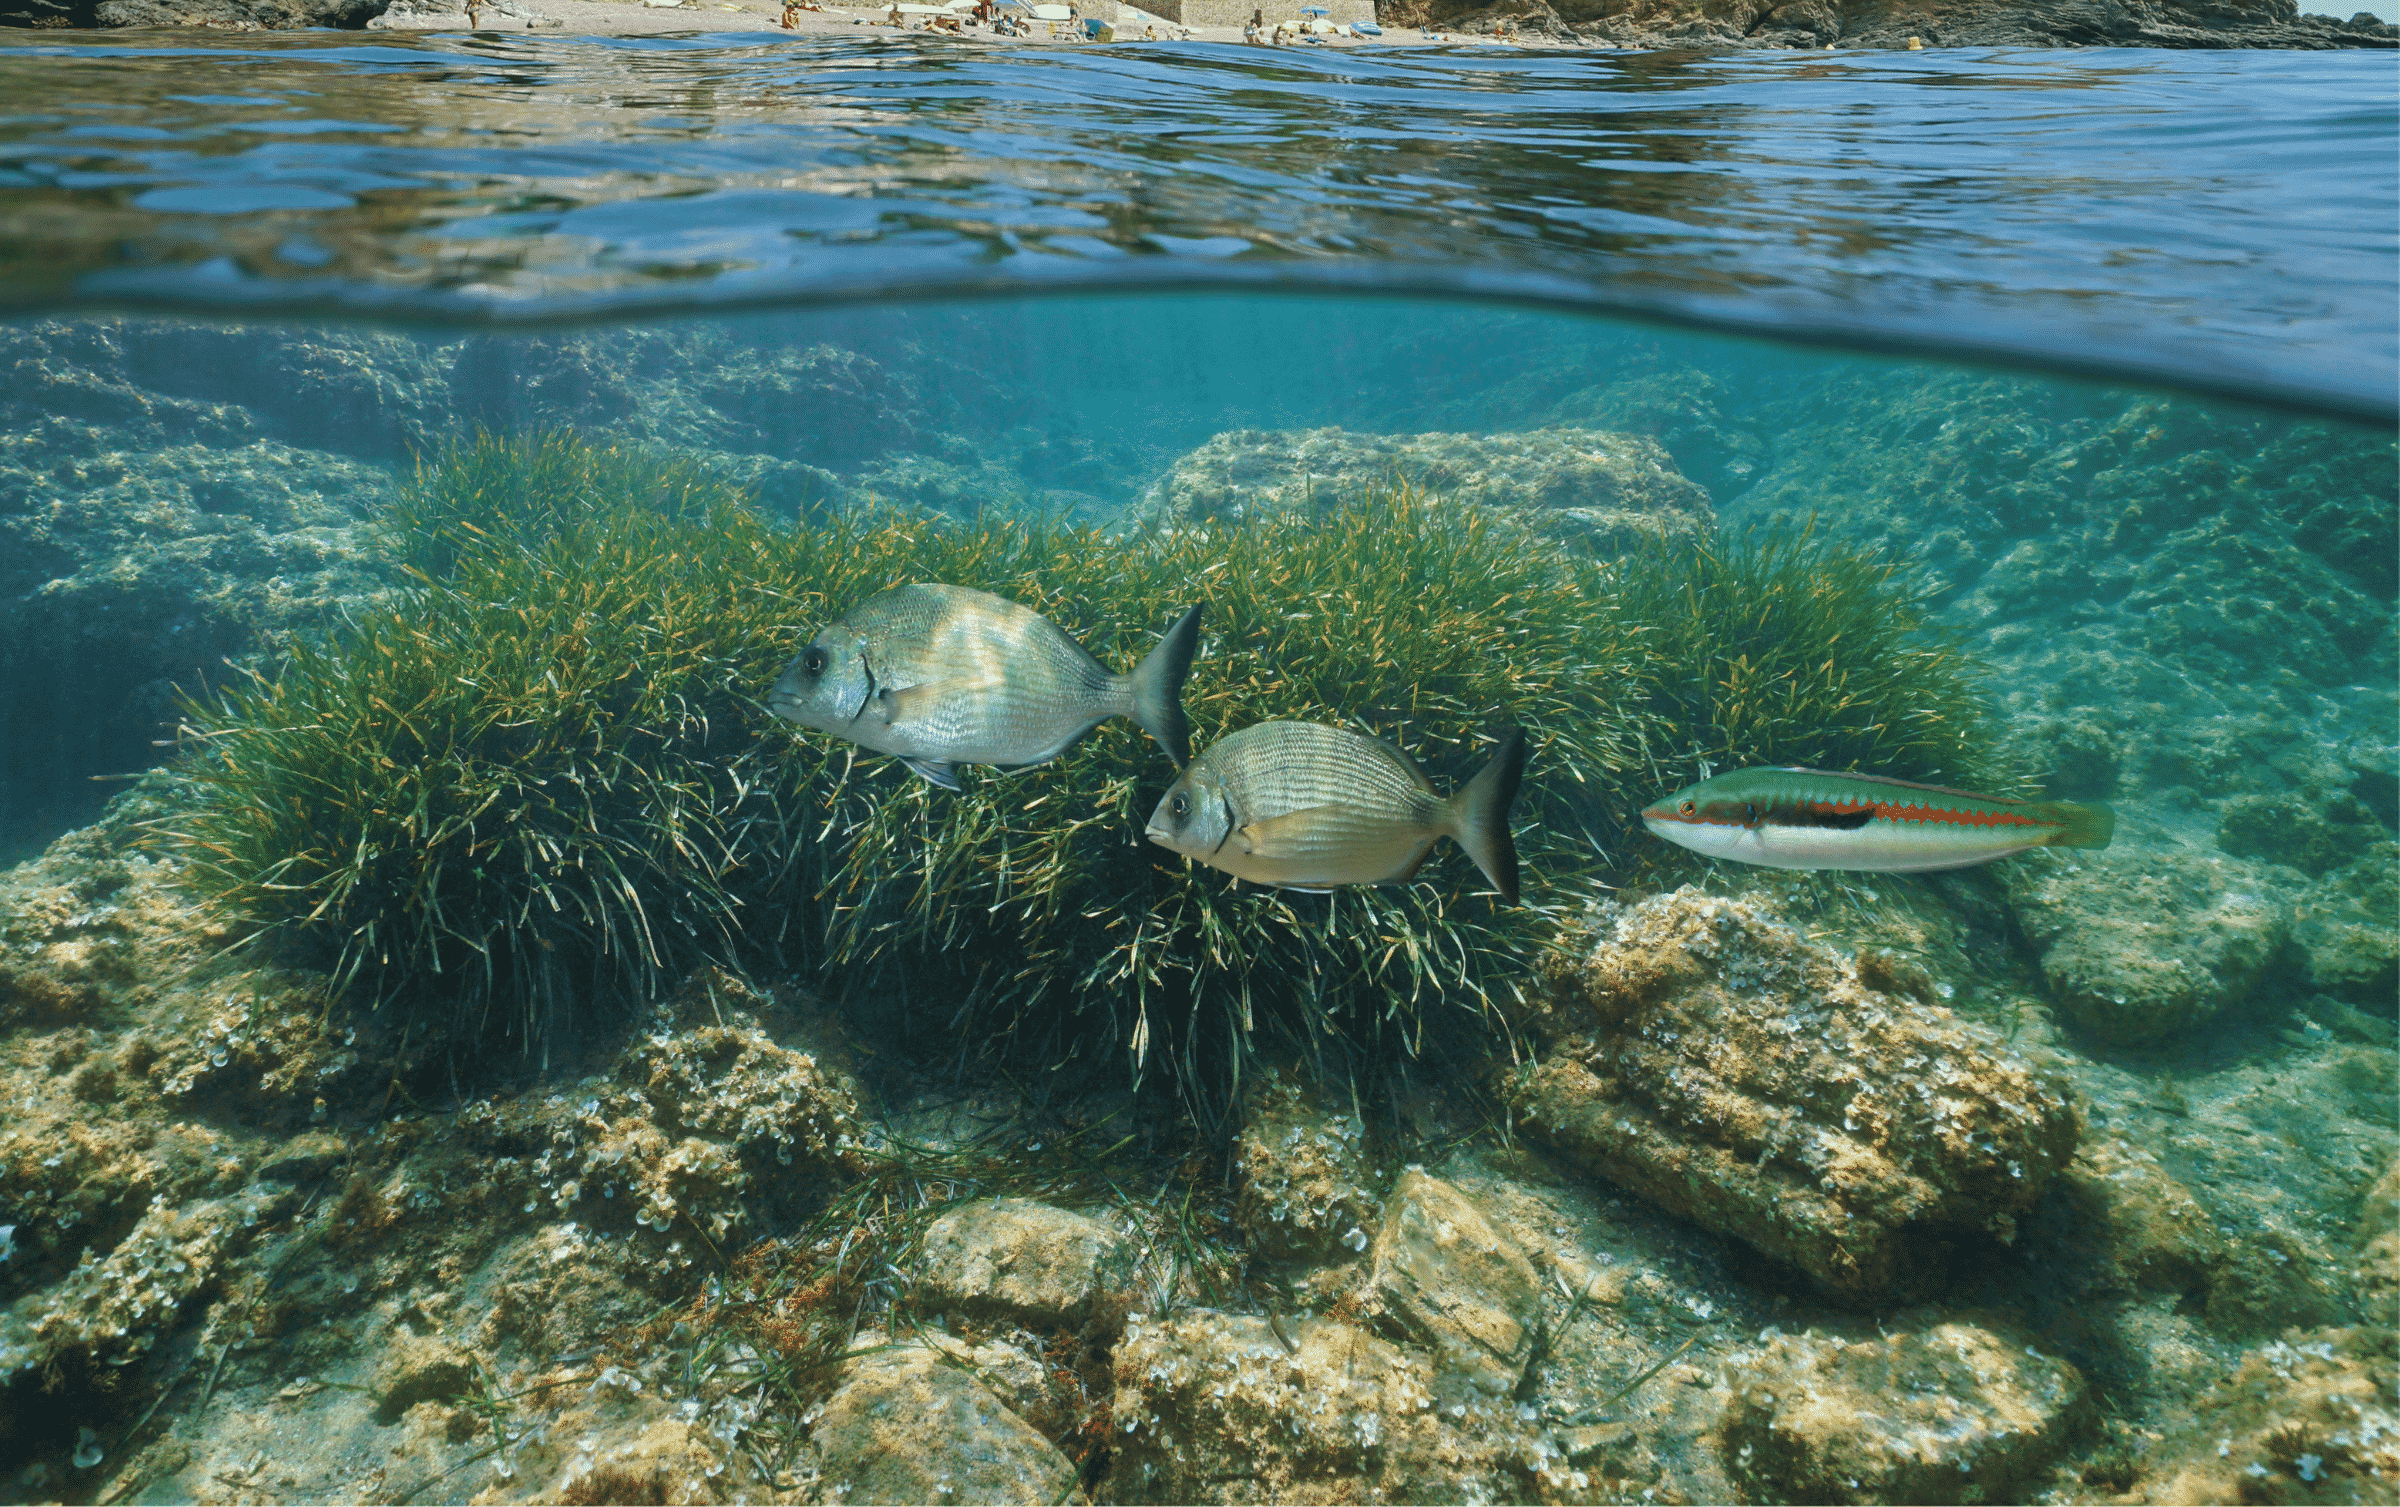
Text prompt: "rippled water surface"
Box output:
[[0, 36, 2392, 415]]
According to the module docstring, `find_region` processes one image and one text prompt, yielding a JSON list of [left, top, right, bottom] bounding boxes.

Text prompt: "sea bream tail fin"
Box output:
[[2036, 798, 2115, 850], [1448, 727, 1526, 903], [1128, 603, 1204, 767]]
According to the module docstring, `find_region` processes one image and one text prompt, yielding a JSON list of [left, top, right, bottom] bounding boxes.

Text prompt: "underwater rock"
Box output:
[[2054, 1139, 2227, 1298], [5, 1191, 265, 1377], [372, 1329, 477, 1422], [0, 787, 864, 1445], [2358, 1155, 2399, 1325], [1535, 368, 1767, 505], [1141, 425, 1713, 552], [1720, 1320, 2086, 1505], [2139, 1328, 2400, 1505], [2291, 845, 2400, 1009], [1360, 1170, 1542, 1393], [2004, 846, 2292, 1043], [1509, 887, 2079, 1301], [1230, 1069, 1381, 1263], [0, 319, 449, 464], [813, 1339, 1078, 1506], [1108, 1308, 1545, 1504], [2202, 1227, 2346, 1340], [0, 434, 394, 849], [921, 1330, 1082, 1439], [920, 1197, 1135, 1332], [2218, 790, 2386, 879]]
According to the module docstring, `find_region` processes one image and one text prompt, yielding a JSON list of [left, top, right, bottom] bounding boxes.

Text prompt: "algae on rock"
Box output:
[[1140, 424, 1715, 552], [1510, 887, 2080, 1301], [1721, 1319, 2087, 1505], [2004, 845, 2291, 1043]]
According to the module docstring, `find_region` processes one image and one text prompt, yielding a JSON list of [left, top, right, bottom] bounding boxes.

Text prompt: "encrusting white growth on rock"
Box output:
[[1721, 1320, 2087, 1504], [1509, 886, 2081, 1301]]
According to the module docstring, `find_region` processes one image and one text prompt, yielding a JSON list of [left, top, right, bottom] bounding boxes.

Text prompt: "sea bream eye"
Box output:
[[801, 647, 828, 676], [1170, 792, 1190, 819]]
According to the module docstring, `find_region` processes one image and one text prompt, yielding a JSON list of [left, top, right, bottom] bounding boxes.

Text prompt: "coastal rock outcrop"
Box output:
[[1140, 426, 1713, 552], [1508, 887, 2080, 1301], [1414, 0, 2396, 47]]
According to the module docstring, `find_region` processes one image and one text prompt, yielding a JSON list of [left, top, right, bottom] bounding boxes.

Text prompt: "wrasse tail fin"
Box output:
[[1450, 727, 1526, 903], [2037, 798, 2115, 849], [1129, 603, 1204, 767]]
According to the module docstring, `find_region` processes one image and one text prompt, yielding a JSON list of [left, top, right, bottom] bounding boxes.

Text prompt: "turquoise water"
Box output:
[[0, 30, 2394, 1507]]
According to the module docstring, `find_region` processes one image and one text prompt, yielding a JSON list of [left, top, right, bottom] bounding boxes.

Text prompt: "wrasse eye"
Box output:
[[800, 647, 828, 676], [1679, 800, 1696, 816]]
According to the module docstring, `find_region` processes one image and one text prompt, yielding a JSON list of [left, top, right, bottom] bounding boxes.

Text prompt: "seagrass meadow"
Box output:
[[158, 431, 2005, 1109]]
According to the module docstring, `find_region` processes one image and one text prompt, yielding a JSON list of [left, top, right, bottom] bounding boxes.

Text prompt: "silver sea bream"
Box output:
[[1146, 722, 1525, 900], [770, 583, 1202, 788]]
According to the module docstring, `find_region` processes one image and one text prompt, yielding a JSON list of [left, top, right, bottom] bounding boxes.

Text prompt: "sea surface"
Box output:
[[0, 28, 2394, 1507], [0, 35, 2394, 416]]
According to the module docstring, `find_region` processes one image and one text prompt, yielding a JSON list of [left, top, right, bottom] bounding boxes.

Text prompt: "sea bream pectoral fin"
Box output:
[[1234, 806, 1347, 859], [899, 757, 964, 790], [876, 679, 996, 728]]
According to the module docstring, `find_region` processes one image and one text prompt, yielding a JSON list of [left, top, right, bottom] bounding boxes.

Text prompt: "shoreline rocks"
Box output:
[[1424, 0, 2395, 47]]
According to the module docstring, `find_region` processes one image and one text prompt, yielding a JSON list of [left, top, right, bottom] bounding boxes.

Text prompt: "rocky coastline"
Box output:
[[2, 0, 2392, 48]]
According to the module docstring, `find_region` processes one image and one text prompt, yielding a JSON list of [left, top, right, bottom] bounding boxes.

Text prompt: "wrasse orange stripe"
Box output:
[[1854, 801, 2043, 828]]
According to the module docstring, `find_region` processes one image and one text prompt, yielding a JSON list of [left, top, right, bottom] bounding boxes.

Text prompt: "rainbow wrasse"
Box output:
[[1641, 767, 2113, 873]]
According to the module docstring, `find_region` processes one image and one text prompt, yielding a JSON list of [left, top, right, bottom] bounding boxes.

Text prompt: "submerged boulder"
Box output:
[[1359, 1171, 1542, 1393], [1140, 426, 1713, 553], [1721, 1320, 2086, 1505], [2004, 846, 2290, 1043], [813, 1339, 1079, 1506], [919, 1197, 1136, 1332], [1509, 887, 2079, 1302], [1230, 1069, 1381, 1262]]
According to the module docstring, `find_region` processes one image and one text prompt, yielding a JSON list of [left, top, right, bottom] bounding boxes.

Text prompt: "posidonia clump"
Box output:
[[164, 431, 2005, 1107]]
